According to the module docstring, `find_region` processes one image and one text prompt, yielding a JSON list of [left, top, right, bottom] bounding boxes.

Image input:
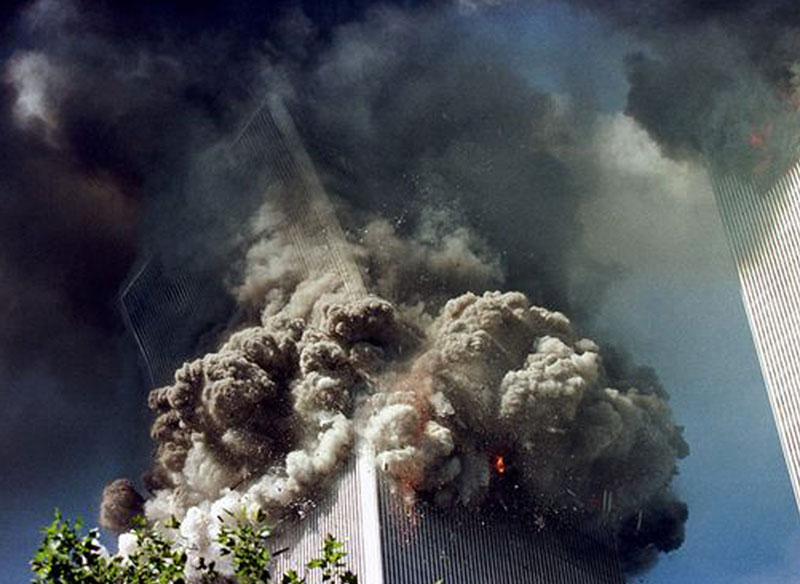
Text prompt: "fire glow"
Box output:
[[493, 455, 507, 476], [747, 123, 772, 148]]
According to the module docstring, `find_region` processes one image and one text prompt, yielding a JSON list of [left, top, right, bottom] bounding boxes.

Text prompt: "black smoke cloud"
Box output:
[[2, 0, 697, 576], [0, 0, 408, 398], [3, 0, 796, 396], [288, 8, 614, 317], [567, 0, 800, 180], [0, 0, 308, 521], [0, 1, 232, 389]]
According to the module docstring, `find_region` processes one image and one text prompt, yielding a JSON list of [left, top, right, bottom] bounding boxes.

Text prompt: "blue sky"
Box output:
[[594, 270, 800, 584], [1, 366, 150, 583]]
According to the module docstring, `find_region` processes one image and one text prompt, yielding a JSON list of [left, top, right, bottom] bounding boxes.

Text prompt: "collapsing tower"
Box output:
[[711, 163, 800, 518], [120, 92, 624, 583]]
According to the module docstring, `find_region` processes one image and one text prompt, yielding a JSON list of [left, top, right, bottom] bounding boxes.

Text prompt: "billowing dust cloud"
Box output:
[[13, 0, 800, 578], [90, 3, 698, 577], [102, 198, 687, 574]]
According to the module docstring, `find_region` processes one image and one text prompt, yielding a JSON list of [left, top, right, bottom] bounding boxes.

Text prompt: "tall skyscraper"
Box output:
[[711, 162, 800, 517], [121, 92, 624, 583], [267, 445, 623, 583]]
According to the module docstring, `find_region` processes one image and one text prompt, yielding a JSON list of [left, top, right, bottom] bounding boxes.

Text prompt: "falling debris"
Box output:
[[125, 232, 687, 573]]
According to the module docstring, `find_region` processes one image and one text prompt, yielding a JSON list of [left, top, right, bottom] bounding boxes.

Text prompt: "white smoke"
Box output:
[[5, 51, 62, 136]]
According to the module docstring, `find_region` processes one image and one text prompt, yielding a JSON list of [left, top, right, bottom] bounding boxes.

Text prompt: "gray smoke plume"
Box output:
[[2, 0, 704, 576], [102, 190, 688, 574], [287, 7, 600, 315], [368, 290, 688, 571], [99, 479, 145, 533]]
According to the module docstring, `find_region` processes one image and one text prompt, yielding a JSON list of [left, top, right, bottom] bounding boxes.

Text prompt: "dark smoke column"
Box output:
[[711, 160, 800, 519], [120, 93, 626, 583]]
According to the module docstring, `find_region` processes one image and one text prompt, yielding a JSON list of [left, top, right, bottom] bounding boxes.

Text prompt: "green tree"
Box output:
[[30, 510, 359, 584], [30, 511, 111, 584]]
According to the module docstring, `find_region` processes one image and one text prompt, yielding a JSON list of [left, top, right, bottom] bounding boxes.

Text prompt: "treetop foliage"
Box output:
[[30, 510, 358, 584]]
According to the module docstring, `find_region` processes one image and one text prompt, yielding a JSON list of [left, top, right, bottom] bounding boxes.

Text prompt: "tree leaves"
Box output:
[[30, 510, 362, 584]]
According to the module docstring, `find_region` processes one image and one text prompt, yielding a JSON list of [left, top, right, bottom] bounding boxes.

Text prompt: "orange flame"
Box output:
[[748, 123, 772, 148], [748, 131, 765, 148], [493, 455, 506, 476]]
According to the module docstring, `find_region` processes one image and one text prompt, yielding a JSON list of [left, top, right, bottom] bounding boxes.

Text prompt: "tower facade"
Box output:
[[711, 162, 800, 517], [268, 446, 623, 583]]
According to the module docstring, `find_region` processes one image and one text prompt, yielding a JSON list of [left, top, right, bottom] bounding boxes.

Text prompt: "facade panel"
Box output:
[[230, 93, 366, 299], [269, 449, 382, 583], [120, 260, 210, 385], [378, 479, 623, 584]]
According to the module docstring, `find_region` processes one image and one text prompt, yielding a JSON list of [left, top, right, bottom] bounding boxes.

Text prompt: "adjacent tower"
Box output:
[[711, 162, 800, 517]]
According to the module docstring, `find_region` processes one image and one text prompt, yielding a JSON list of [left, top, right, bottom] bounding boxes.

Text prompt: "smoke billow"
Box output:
[[114, 284, 687, 573], [0, 0, 719, 578], [99, 179, 688, 575], [369, 290, 688, 570], [565, 0, 800, 182], [99, 479, 145, 533]]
